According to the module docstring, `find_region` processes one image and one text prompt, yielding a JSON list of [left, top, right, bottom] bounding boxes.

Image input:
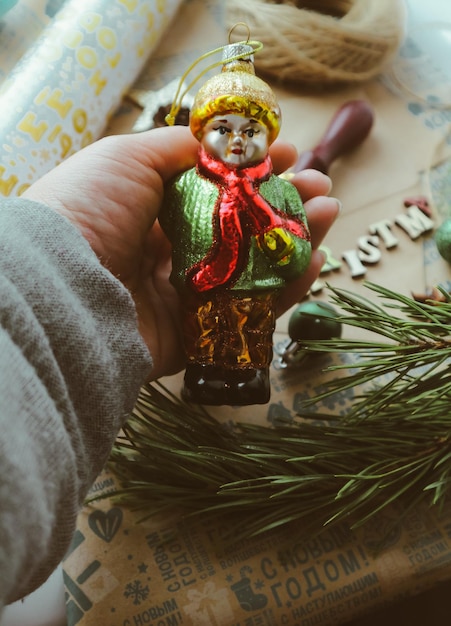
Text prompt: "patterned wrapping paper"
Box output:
[[0, 0, 183, 196], [64, 353, 451, 626], [66, 488, 451, 626]]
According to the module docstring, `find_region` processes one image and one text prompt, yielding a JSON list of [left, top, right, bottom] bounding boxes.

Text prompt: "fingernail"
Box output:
[[332, 198, 342, 217], [318, 248, 328, 266], [325, 175, 333, 194]]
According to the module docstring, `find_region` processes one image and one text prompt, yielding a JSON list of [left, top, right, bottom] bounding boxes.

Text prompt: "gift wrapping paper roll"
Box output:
[[0, 0, 183, 196]]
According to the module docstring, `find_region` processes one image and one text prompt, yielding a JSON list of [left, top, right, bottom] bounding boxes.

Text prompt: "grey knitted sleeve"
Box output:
[[0, 198, 152, 607]]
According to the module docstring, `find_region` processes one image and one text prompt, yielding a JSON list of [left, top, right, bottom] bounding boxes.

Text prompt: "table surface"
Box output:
[[0, 0, 450, 625]]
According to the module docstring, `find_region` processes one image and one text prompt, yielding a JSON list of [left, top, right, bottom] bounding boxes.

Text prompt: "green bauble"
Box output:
[[435, 219, 451, 264], [288, 301, 342, 342]]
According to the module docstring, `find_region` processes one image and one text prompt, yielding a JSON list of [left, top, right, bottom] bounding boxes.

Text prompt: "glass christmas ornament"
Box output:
[[288, 301, 342, 342], [160, 39, 311, 406], [280, 301, 342, 367], [434, 219, 451, 264]]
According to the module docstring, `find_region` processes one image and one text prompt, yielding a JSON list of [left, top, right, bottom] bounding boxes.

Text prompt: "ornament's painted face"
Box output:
[[201, 114, 269, 166]]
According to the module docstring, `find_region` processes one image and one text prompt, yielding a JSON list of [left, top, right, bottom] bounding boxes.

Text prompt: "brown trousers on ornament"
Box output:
[[182, 289, 278, 405]]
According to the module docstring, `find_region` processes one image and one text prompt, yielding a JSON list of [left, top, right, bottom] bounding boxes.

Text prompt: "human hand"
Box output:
[[23, 125, 339, 380]]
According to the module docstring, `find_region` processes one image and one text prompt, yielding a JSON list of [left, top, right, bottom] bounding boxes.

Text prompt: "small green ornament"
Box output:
[[288, 301, 342, 342], [434, 219, 451, 264]]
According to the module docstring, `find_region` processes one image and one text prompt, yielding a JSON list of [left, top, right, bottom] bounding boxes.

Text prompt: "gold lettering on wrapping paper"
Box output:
[[119, 0, 139, 12], [72, 109, 87, 134], [79, 12, 102, 34], [147, 11, 155, 30], [63, 30, 83, 49], [89, 70, 107, 96], [76, 46, 98, 70], [57, 124, 92, 158], [59, 133, 73, 158], [34, 88, 48, 106], [107, 52, 121, 68], [35, 87, 73, 119], [17, 113, 48, 142], [46, 89, 73, 118], [16, 183, 30, 196], [137, 7, 156, 57], [81, 130, 93, 149], [48, 125, 63, 143], [138, 34, 154, 58], [98, 26, 117, 50], [157, 0, 167, 12], [23, 108, 90, 160], [32, 107, 89, 159], [0, 166, 18, 197]]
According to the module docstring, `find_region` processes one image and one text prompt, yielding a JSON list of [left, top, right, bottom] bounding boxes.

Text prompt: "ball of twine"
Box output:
[[227, 0, 406, 86]]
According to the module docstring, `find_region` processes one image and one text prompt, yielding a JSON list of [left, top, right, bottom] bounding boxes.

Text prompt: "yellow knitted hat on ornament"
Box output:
[[189, 43, 281, 145]]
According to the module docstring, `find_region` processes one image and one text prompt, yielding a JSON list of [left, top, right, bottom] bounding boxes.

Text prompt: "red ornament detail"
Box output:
[[188, 148, 310, 292]]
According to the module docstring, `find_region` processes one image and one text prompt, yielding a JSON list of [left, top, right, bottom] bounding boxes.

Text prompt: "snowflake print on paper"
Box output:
[[124, 579, 150, 605]]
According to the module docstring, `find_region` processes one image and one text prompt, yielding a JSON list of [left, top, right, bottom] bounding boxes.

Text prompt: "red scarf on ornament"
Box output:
[[188, 147, 310, 292]]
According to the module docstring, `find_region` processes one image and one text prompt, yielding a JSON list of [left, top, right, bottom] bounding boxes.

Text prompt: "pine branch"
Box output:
[[107, 388, 451, 541], [103, 283, 451, 542], [298, 282, 451, 419]]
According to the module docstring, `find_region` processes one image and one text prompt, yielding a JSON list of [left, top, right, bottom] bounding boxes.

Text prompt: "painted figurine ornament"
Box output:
[[160, 39, 311, 406]]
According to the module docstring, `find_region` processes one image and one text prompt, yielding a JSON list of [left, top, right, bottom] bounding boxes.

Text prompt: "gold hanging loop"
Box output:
[[228, 22, 251, 44]]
